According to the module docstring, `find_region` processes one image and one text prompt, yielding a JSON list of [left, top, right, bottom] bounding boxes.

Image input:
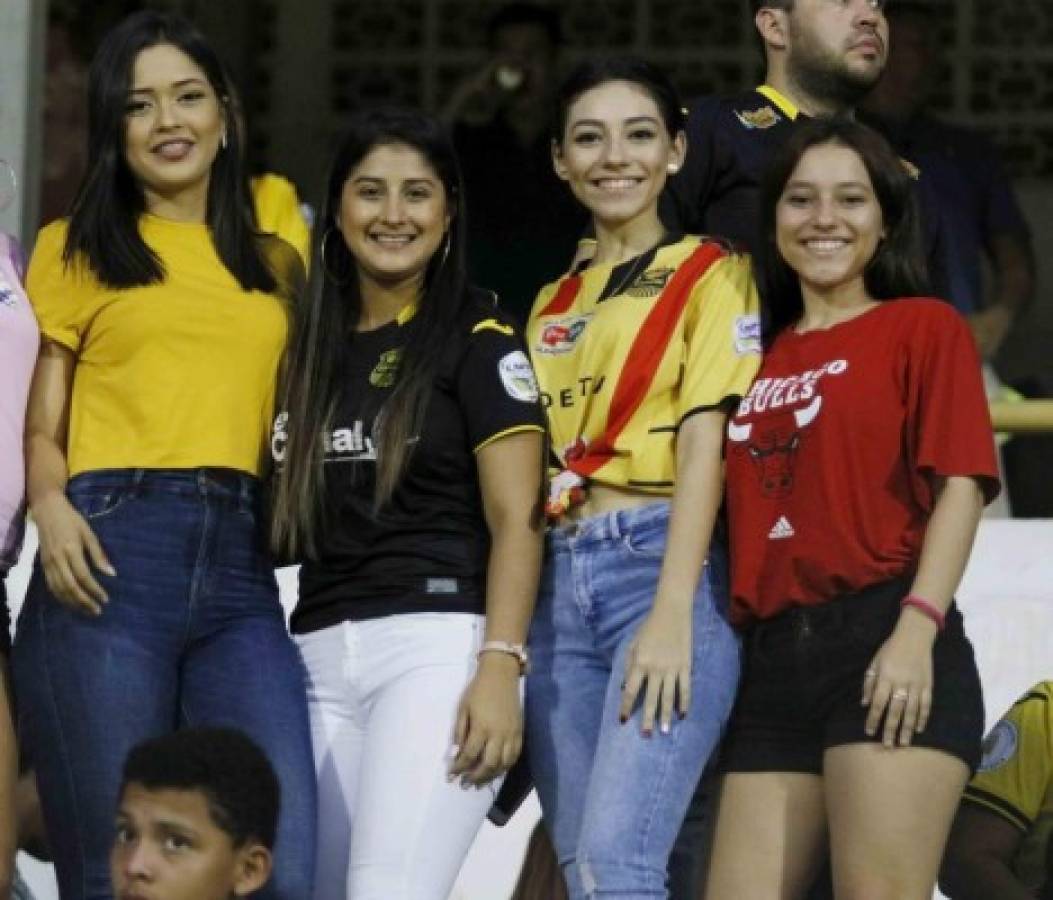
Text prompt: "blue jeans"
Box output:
[[525, 502, 740, 900], [13, 469, 316, 900]]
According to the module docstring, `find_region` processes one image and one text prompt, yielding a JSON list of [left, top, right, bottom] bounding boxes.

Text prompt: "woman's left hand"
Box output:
[[449, 653, 523, 786], [862, 613, 939, 748], [620, 605, 692, 737]]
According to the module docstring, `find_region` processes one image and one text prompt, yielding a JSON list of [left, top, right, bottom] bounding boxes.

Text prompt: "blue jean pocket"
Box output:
[[621, 520, 668, 559], [66, 485, 136, 522]]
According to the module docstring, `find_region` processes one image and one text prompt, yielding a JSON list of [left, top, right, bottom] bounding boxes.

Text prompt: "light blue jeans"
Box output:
[[525, 502, 740, 900]]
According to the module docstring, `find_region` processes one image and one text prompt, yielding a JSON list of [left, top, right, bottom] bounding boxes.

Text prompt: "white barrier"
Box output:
[[7, 519, 1053, 899]]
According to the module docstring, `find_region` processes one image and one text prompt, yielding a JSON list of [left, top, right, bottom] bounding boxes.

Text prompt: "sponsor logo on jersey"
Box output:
[[734, 314, 762, 355], [369, 349, 402, 387], [626, 267, 674, 298], [323, 419, 377, 462], [499, 350, 540, 402], [735, 104, 780, 130], [977, 719, 1019, 772], [768, 516, 795, 540], [271, 411, 289, 463], [537, 315, 591, 354]]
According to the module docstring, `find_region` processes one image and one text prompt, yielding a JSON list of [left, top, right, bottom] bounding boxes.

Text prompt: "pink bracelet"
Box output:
[[900, 594, 946, 631]]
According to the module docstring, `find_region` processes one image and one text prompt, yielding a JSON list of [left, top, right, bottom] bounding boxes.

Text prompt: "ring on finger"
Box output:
[[891, 688, 909, 701], [864, 668, 878, 679]]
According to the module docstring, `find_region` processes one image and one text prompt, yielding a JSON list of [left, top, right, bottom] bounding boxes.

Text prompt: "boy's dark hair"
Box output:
[[486, 3, 562, 49], [120, 728, 280, 850]]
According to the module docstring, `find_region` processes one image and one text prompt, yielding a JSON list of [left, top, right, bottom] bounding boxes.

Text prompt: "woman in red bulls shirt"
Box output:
[[525, 58, 761, 899], [707, 118, 1000, 900]]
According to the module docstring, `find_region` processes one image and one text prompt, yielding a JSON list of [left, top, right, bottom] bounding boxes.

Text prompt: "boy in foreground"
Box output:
[[110, 728, 278, 900]]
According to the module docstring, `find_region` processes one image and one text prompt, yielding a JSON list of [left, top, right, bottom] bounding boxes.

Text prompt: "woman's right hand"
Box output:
[[32, 490, 115, 615]]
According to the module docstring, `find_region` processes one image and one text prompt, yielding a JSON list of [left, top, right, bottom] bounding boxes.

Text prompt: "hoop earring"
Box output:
[[220, 130, 228, 151], [320, 227, 352, 286], [436, 231, 451, 272]]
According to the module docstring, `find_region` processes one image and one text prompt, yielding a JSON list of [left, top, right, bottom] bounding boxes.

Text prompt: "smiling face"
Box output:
[[553, 79, 684, 232], [784, 0, 889, 105], [111, 784, 270, 900], [122, 43, 226, 218], [775, 141, 884, 302], [337, 142, 451, 295]]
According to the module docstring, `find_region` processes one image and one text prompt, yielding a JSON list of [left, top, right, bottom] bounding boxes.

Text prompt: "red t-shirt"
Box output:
[[725, 298, 999, 623]]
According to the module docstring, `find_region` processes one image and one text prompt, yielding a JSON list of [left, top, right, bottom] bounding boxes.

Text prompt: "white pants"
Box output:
[[297, 612, 501, 900]]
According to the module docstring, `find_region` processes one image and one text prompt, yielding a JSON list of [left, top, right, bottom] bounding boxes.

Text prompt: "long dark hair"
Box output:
[[755, 116, 930, 342], [270, 107, 469, 559], [551, 56, 686, 146], [64, 11, 275, 293]]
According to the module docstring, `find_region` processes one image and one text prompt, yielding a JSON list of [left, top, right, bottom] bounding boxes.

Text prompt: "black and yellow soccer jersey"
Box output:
[[660, 86, 948, 304], [527, 234, 760, 494], [661, 85, 801, 247], [964, 681, 1053, 892], [286, 290, 545, 631]]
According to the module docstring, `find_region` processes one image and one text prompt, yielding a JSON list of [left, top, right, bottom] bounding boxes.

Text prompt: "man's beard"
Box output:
[[788, 39, 884, 111]]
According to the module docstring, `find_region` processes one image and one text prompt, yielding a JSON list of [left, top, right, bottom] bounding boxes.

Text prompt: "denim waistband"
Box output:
[[545, 500, 670, 550], [67, 468, 261, 506]]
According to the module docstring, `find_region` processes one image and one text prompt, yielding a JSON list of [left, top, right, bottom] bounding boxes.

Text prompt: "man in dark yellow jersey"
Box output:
[[662, 0, 890, 246], [940, 681, 1053, 900]]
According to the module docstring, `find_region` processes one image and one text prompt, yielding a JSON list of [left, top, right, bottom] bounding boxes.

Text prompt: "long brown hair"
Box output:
[[510, 824, 569, 900], [269, 108, 468, 560]]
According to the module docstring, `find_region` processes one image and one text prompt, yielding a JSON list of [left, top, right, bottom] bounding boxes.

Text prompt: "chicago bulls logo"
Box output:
[[727, 395, 822, 498]]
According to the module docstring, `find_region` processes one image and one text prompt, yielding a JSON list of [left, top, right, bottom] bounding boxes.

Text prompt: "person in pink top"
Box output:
[[0, 229, 38, 895]]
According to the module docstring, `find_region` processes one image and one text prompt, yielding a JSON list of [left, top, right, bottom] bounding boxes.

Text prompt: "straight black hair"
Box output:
[[270, 107, 469, 559], [551, 56, 686, 147], [754, 116, 930, 342], [64, 10, 275, 293]]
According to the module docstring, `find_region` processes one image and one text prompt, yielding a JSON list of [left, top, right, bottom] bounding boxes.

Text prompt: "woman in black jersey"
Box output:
[[270, 107, 545, 900]]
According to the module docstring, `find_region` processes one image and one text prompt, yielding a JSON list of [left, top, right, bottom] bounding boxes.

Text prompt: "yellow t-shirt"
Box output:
[[527, 235, 761, 492], [252, 173, 310, 266], [28, 216, 296, 477], [964, 681, 1053, 892]]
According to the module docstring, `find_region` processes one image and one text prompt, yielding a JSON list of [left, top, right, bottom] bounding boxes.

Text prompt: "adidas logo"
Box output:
[[768, 516, 795, 540]]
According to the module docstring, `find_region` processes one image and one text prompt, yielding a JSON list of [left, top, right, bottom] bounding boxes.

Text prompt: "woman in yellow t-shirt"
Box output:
[[524, 58, 761, 899], [13, 13, 314, 898]]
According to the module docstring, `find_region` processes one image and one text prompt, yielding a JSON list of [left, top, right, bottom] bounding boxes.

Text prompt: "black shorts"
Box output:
[[719, 577, 984, 775]]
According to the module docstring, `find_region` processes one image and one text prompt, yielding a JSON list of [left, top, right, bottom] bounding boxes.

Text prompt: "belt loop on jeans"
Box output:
[[132, 468, 147, 489], [607, 509, 623, 540]]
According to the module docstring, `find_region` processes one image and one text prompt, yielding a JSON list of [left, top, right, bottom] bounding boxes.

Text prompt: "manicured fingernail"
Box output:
[[678, 711, 686, 720], [619, 715, 627, 724], [661, 723, 670, 734], [104, 565, 116, 576]]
